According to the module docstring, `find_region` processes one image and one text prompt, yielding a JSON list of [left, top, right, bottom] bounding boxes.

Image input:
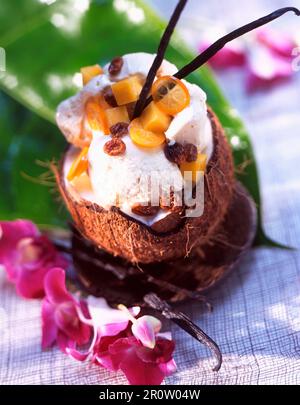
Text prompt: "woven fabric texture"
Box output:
[[0, 0, 299, 385]]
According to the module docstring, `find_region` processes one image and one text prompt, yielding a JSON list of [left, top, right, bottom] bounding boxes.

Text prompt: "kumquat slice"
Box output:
[[67, 147, 89, 181], [151, 76, 190, 116], [129, 118, 166, 148], [85, 98, 110, 135]]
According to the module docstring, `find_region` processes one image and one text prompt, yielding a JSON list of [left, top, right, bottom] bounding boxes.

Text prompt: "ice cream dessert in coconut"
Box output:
[[53, 4, 299, 302], [57, 51, 233, 264], [52, 3, 299, 371]]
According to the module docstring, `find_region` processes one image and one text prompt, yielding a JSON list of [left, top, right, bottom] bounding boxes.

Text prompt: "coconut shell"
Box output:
[[56, 110, 235, 263], [56, 108, 235, 264], [70, 181, 256, 306]]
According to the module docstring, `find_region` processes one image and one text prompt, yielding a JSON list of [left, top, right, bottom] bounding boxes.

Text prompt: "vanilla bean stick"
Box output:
[[133, 0, 188, 118], [144, 293, 222, 371], [175, 7, 300, 80], [141, 7, 300, 111]]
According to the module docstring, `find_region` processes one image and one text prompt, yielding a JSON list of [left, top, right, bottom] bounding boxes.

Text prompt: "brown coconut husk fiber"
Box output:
[[59, 181, 255, 306], [55, 108, 235, 264]]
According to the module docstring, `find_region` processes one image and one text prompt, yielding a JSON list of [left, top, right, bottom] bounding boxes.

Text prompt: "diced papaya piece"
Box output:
[[98, 94, 111, 110], [105, 106, 130, 129], [67, 147, 89, 181], [85, 98, 110, 135], [81, 64, 103, 85], [70, 172, 92, 193], [140, 101, 171, 133], [129, 118, 166, 148], [111, 75, 143, 105], [180, 153, 207, 183]]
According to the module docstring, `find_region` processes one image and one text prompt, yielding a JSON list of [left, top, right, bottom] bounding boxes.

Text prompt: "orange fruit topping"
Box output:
[[180, 153, 207, 183], [67, 147, 89, 181], [81, 64, 103, 85], [151, 76, 190, 116], [85, 98, 110, 135], [129, 118, 166, 148]]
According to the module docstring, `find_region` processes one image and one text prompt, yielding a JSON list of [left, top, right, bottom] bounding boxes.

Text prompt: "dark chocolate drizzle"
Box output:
[[51, 182, 256, 374], [54, 228, 209, 304], [133, 0, 188, 118]]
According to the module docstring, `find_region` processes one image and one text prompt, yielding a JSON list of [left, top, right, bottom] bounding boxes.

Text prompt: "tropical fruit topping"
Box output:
[[85, 98, 109, 135], [180, 153, 207, 183], [105, 106, 130, 129], [140, 101, 171, 133], [151, 75, 190, 116], [67, 147, 89, 181], [81, 64, 103, 85], [129, 118, 166, 148], [112, 75, 143, 106]]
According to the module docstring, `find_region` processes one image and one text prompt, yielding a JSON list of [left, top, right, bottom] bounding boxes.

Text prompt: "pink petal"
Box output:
[[159, 358, 177, 376], [77, 321, 92, 345], [36, 236, 69, 271], [157, 331, 172, 341], [79, 299, 91, 320], [53, 301, 91, 345], [95, 351, 118, 371], [94, 335, 123, 371], [109, 337, 166, 385], [16, 265, 49, 299], [121, 354, 165, 385], [66, 347, 90, 361], [44, 267, 72, 304], [199, 41, 246, 70], [136, 337, 175, 364], [57, 331, 76, 354], [256, 28, 296, 58], [41, 299, 58, 349], [66, 323, 98, 362], [87, 296, 140, 336], [132, 316, 162, 349], [0, 220, 38, 281], [246, 45, 293, 92]]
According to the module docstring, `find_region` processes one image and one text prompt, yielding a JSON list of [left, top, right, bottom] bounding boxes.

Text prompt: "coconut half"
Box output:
[[55, 109, 235, 264], [70, 181, 256, 305]]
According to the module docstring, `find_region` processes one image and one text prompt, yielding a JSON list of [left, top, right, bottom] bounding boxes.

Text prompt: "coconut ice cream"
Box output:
[[55, 51, 234, 263], [57, 53, 213, 227]]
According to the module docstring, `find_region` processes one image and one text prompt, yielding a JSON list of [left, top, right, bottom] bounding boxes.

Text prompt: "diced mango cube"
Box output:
[[85, 98, 110, 135], [111, 75, 143, 106], [180, 153, 207, 183], [129, 118, 166, 148], [140, 102, 171, 133], [105, 106, 130, 129], [81, 64, 103, 85], [67, 147, 89, 181], [70, 172, 92, 193]]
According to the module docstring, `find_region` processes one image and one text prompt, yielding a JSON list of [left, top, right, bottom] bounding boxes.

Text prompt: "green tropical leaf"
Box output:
[[0, 0, 281, 245], [0, 93, 67, 227]]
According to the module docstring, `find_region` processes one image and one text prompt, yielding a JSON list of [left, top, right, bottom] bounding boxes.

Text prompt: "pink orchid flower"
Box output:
[[198, 27, 297, 92], [246, 43, 293, 92], [41, 268, 91, 353], [67, 297, 176, 385], [256, 28, 296, 58], [199, 40, 246, 69], [0, 220, 68, 298], [66, 297, 140, 361], [94, 334, 176, 385]]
